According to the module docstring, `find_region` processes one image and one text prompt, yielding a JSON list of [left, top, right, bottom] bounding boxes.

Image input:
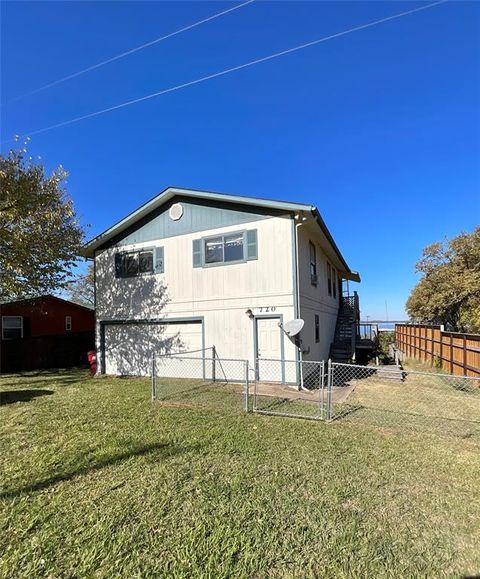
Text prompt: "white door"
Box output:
[[256, 317, 283, 382]]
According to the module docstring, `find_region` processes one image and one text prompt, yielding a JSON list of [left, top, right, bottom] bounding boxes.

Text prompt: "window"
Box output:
[[309, 242, 317, 285], [205, 237, 224, 264], [115, 248, 157, 278], [315, 314, 320, 343], [327, 262, 332, 296], [204, 233, 245, 265], [2, 316, 23, 340], [194, 230, 258, 268], [139, 251, 154, 273], [65, 316, 72, 331], [332, 267, 337, 299]]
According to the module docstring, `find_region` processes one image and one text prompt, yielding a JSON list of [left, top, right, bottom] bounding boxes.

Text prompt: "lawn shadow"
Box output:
[[0, 441, 195, 500], [0, 389, 54, 406], [330, 404, 365, 421], [0, 369, 89, 389]]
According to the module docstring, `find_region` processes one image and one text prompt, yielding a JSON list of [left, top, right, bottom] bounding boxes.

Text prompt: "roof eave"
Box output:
[[310, 207, 360, 282], [82, 186, 313, 257]]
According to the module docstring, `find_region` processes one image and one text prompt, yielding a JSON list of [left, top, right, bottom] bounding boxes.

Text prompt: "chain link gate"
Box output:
[[253, 358, 327, 420]]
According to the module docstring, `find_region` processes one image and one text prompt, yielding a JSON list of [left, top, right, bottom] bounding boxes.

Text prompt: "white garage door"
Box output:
[[104, 321, 203, 376]]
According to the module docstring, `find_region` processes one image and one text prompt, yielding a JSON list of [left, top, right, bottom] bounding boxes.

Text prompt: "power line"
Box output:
[[5, 0, 255, 104], [11, 0, 447, 141]]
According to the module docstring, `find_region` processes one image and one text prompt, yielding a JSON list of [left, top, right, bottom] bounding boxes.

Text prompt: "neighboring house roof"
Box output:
[[0, 294, 94, 312], [83, 186, 360, 282]]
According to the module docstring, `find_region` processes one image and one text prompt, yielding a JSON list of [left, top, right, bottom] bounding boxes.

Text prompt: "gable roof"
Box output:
[[0, 294, 94, 311], [83, 186, 360, 282]]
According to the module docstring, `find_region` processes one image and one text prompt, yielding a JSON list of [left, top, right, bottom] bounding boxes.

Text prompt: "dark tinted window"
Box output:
[[139, 251, 154, 273], [224, 233, 244, 262]]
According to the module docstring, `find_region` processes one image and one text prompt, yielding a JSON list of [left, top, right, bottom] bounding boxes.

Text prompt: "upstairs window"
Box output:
[[332, 267, 337, 299], [115, 248, 162, 278], [65, 316, 72, 331], [309, 242, 317, 286], [193, 230, 257, 268], [2, 316, 23, 340], [327, 262, 332, 296], [205, 233, 244, 264]]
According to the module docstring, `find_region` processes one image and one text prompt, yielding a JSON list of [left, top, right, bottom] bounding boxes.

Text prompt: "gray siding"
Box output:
[[115, 198, 273, 247]]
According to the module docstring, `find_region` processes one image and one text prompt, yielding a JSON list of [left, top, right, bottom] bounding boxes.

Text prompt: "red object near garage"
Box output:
[[87, 350, 97, 375]]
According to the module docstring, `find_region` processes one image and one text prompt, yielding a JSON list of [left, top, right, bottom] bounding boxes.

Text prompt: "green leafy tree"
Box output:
[[406, 227, 480, 332], [0, 146, 85, 299]]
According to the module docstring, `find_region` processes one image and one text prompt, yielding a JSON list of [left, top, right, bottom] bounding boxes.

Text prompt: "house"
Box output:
[[84, 187, 363, 381], [0, 295, 95, 373]]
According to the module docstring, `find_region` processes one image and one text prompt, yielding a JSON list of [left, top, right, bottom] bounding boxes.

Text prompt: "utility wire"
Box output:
[[6, 0, 255, 104], [11, 0, 447, 141]]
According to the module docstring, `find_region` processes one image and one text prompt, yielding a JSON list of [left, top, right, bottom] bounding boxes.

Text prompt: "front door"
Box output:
[[256, 317, 283, 382]]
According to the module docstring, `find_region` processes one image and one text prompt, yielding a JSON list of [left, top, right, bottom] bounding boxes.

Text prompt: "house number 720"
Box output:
[[257, 306, 276, 313]]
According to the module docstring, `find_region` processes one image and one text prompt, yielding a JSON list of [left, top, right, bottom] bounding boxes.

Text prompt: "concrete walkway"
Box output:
[[238, 380, 357, 405]]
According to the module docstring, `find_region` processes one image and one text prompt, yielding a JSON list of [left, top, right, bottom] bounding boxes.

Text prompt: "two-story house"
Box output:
[[84, 187, 360, 379]]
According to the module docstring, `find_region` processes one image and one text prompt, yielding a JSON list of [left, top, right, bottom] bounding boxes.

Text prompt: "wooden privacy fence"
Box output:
[[395, 324, 480, 377]]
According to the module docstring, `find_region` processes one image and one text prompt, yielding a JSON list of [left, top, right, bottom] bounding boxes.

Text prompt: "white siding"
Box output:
[[297, 225, 340, 361], [95, 215, 297, 374]]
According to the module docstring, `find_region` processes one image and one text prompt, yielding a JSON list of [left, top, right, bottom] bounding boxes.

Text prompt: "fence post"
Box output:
[[431, 329, 434, 367], [450, 334, 454, 374], [463, 334, 467, 376], [212, 345, 216, 382], [439, 326, 444, 371], [327, 359, 333, 421], [243, 360, 249, 413], [319, 360, 325, 420], [151, 352, 156, 401], [252, 358, 258, 411]]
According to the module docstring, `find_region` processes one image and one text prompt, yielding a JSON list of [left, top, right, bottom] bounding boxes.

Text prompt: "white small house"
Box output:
[[83, 187, 360, 379]]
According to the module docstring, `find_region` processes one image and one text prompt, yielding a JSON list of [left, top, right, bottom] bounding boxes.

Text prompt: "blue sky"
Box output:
[[1, 1, 479, 320]]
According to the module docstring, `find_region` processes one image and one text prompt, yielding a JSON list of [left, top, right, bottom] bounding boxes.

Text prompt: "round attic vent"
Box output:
[[169, 203, 183, 221]]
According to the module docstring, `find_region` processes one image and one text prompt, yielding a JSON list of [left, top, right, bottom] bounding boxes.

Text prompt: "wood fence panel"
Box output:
[[394, 324, 480, 377]]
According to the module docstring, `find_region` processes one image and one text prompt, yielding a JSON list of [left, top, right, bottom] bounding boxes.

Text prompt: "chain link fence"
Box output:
[[253, 359, 326, 420], [149, 352, 480, 440], [152, 352, 249, 413], [329, 362, 480, 440]]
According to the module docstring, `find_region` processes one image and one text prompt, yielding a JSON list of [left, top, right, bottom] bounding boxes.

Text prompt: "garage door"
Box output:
[[104, 321, 203, 376]]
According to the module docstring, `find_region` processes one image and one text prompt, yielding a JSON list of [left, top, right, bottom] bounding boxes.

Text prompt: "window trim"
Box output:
[[332, 267, 337, 299], [115, 246, 156, 278], [314, 314, 320, 343], [65, 316, 72, 332], [200, 230, 248, 268], [2, 316, 23, 340]]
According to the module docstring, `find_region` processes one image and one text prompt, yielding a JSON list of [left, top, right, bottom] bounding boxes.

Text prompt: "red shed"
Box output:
[[0, 296, 95, 373], [0, 295, 94, 339]]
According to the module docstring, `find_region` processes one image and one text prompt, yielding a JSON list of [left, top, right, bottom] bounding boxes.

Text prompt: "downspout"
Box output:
[[294, 214, 308, 389]]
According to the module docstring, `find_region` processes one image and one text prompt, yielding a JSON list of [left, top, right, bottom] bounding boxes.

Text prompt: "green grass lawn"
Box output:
[[1, 370, 480, 578], [332, 369, 480, 439]]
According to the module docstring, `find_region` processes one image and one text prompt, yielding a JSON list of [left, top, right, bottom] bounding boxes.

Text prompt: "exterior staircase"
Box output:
[[330, 292, 360, 362]]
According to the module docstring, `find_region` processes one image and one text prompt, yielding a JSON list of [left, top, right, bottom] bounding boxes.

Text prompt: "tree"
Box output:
[[406, 227, 480, 332], [0, 146, 85, 299], [67, 263, 94, 306]]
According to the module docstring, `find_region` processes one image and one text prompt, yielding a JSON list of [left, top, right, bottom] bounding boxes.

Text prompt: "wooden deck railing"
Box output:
[[395, 323, 480, 377]]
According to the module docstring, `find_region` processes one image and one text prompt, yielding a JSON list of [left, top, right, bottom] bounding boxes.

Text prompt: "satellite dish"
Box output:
[[282, 318, 304, 337]]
